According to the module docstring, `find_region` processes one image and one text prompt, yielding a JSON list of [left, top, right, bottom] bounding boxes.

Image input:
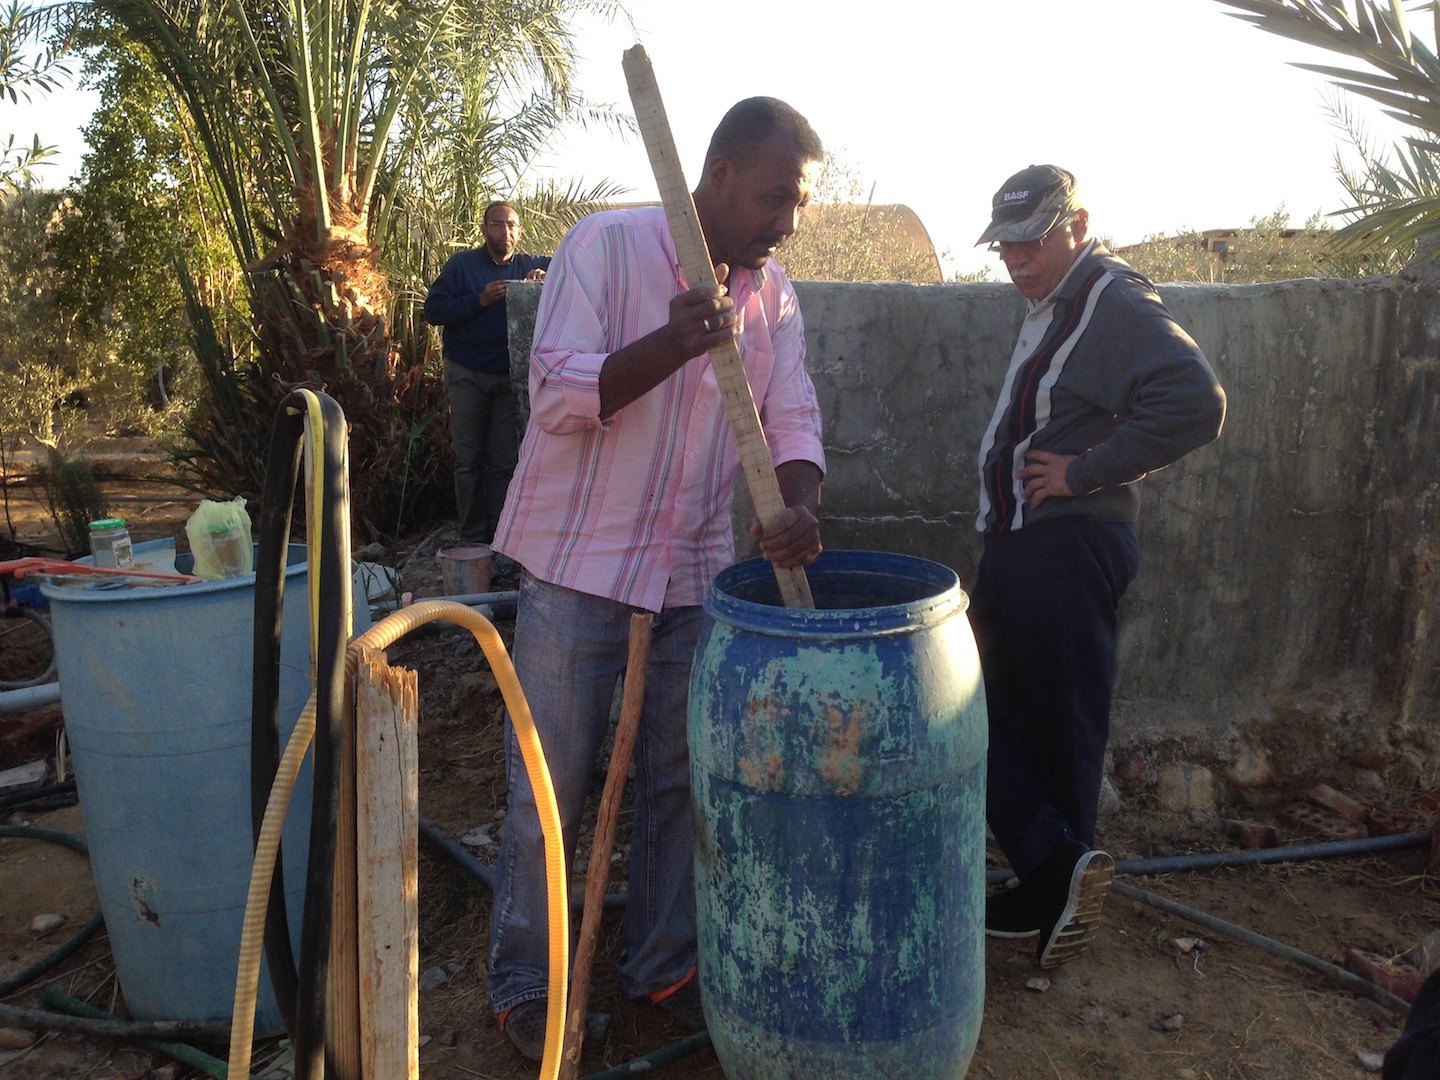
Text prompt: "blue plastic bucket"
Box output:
[[690, 550, 987, 1079], [43, 542, 316, 1030]]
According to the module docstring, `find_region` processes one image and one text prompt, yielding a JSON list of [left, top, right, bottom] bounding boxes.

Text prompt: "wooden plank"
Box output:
[[622, 44, 813, 609], [355, 646, 420, 1080]]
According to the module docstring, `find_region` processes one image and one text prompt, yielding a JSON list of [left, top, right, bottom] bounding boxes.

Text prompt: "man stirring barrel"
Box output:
[[487, 97, 827, 1060]]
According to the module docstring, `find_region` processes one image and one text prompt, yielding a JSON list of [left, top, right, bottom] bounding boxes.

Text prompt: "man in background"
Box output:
[[425, 202, 550, 553], [971, 165, 1226, 969]]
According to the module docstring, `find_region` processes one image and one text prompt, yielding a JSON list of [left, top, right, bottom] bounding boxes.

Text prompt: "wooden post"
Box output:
[[558, 614, 654, 1080], [354, 645, 420, 1080], [329, 691, 361, 1078], [622, 44, 814, 609]]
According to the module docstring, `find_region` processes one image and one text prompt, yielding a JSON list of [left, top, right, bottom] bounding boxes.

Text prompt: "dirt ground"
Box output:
[[1, 456, 1437, 1080]]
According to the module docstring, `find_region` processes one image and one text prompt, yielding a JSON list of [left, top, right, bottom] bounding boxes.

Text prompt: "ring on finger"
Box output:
[[704, 316, 715, 331]]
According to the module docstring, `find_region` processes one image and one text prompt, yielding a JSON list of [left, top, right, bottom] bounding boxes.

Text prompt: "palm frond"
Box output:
[[1215, 0, 1440, 257]]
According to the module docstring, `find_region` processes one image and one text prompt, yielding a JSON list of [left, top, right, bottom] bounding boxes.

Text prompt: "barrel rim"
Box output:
[[40, 542, 307, 605], [705, 549, 966, 638]]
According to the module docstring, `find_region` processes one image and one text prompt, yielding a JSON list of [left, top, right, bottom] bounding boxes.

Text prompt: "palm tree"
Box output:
[[1216, 0, 1440, 259], [88, 0, 624, 536], [0, 0, 72, 191]]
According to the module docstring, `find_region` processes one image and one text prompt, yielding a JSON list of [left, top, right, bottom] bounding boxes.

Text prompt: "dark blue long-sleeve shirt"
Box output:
[[424, 248, 552, 374]]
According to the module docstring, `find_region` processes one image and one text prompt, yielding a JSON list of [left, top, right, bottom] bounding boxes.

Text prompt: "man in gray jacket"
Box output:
[[971, 165, 1226, 968]]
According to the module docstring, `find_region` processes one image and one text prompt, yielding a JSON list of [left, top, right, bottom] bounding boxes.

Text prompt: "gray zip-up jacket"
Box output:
[[976, 242, 1226, 533]]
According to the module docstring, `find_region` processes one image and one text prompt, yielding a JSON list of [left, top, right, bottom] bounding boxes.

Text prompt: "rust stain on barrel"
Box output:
[[817, 699, 864, 792]]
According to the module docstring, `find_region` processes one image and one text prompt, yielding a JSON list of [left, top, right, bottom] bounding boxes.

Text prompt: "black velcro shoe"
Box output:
[[986, 882, 1043, 938]]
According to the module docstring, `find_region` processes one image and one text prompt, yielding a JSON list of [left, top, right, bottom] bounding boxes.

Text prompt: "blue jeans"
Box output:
[[443, 360, 519, 544], [488, 573, 702, 1014]]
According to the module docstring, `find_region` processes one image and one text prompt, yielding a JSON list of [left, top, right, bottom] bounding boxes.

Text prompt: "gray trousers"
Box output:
[[443, 360, 519, 543]]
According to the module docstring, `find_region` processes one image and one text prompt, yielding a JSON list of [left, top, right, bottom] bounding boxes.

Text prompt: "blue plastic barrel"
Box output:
[[43, 543, 315, 1030], [690, 550, 987, 1079]]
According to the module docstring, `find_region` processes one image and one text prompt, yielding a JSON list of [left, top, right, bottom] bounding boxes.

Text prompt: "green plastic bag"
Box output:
[[184, 497, 254, 580]]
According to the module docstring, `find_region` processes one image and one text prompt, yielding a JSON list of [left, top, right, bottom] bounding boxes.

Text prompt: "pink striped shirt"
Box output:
[[493, 206, 826, 611]]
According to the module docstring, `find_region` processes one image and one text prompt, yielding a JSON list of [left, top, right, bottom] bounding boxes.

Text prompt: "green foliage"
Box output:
[[0, 191, 96, 456], [80, 0, 626, 539], [41, 448, 106, 555], [1216, 0, 1440, 259], [778, 153, 944, 283], [1119, 204, 1405, 282], [43, 38, 231, 440]]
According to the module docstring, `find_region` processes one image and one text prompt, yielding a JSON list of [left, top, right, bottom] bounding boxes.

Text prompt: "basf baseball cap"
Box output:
[[975, 165, 1083, 246]]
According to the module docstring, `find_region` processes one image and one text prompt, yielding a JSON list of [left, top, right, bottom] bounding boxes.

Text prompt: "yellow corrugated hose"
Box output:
[[229, 601, 569, 1080]]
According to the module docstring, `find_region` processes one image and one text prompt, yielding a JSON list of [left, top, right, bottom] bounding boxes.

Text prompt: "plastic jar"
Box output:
[[89, 518, 135, 570], [208, 523, 246, 578]]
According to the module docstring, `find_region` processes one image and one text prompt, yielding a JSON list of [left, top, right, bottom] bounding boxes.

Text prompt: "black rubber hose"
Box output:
[[41, 988, 257, 1079], [1112, 879, 1413, 1014], [248, 389, 351, 1080], [292, 391, 350, 1080], [0, 778, 77, 813], [579, 1030, 713, 1080], [418, 815, 626, 913], [250, 393, 307, 1031], [985, 830, 1434, 885], [0, 911, 103, 997], [2, 999, 231, 1041], [0, 606, 56, 689], [0, 826, 99, 999]]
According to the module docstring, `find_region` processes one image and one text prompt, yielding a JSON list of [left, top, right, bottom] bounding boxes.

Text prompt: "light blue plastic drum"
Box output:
[[43, 542, 316, 1031], [690, 550, 987, 1079]]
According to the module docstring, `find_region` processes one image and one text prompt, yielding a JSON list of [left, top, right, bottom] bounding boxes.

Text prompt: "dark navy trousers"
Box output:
[[967, 517, 1140, 880]]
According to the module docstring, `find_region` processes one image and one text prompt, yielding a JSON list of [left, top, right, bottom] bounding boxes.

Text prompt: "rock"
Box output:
[[1150, 1013, 1184, 1032], [1172, 937, 1201, 954], [1406, 929, 1440, 976], [417, 1034, 432, 1047], [1097, 776, 1123, 818], [1025, 977, 1051, 993], [30, 913, 64, 934], [1112, 753, 1146, 783], [437, 1029, 458, 1047], [1357, 1049, 1385, 1071], [1353, 769, 1386, 794], [0, 1028, 36, 1050], [1079, 1004, 1116, 1025], [1224, 744, 1270, 788], [1178, 1070, 1199, 1080], [1155, 765, 1216, 814], [458, 825, 493, 848], [418, 965, 451, 991]]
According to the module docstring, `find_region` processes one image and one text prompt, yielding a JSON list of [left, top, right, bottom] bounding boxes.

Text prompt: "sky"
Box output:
[[9, 0, 1413, 278]]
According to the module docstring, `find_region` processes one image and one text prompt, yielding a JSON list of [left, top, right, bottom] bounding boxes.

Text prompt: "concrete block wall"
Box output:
[[509, 274, 1440, 775]]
